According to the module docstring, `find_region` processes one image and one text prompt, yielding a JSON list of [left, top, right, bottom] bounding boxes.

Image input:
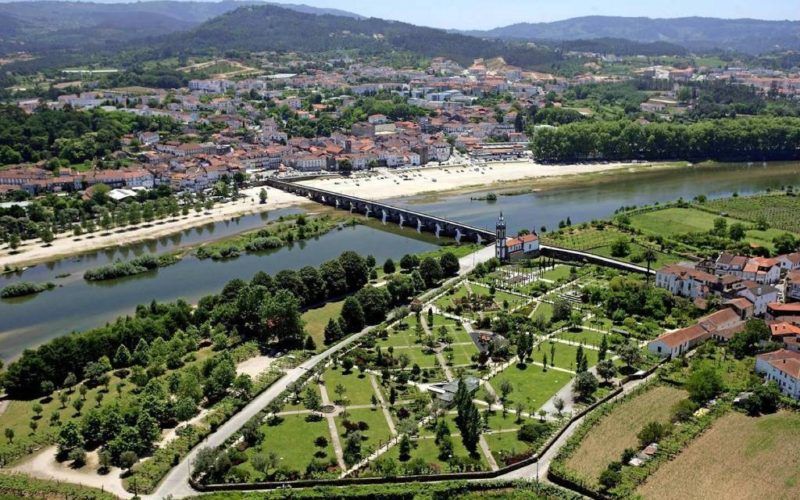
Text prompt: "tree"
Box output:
[[728, 223, 746, 241], [618, 339, 642, 370], [499, 380, 514, 405], [553, 397, 565, 416], [460, 402, 481, 456], [398, 434, 412, 462], [598, 335, 609, 361], [610, 238, 630, 258], [119, 450, 138, 472], [637, 421, 669, 447], [418, 257, 443, 288], [573, 371, 599, 402], [596, 359, 617, 383], [773, 233, 798, 254], [343, 431, 362, 465], [400, 254, 419, 271], [518, 421, 549, 443], [323, 318, 343, 345], [355, 286, 392, 324], [670, 398, 699, 423], [439, 252, 460, 277], [259, 188, 268, 204], [340, 297, 365, 333], [643, 247, 657, 283], [69, 447, 87, 467], [729, 319, 771, 358], [260, 290, 305, 347], [383, 258, 396, 275], [338, 251, 369, 292], [58, 421, 83, 454], [113, 345, 131, 368], [686, 365, 724, 403]]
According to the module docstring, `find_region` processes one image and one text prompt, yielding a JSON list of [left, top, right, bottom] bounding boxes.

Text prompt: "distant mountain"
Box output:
[[264, 2, 362, 19], [465, 16, 800, 54], [0, 1, 363, 52], [162, 4, 560, 68]]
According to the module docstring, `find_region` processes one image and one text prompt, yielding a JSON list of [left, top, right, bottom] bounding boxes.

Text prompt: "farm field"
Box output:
[[704, 193, 800, 234], [543, 227, 680, 268], [628, 206, 794, 251], [638, 411, 800, 500], [564, 385, 687, 486]]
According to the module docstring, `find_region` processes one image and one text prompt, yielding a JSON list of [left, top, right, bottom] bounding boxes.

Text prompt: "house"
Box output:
[[777, 253, 800, 272], [655, 264, 718, 299], [742, 257, 782, 285], [755, 349, 800, 399], [767, 303, 800, 320], [714, 253, 748, 277], [735, 281, 779, 316], [648, 307, 744, 358], [787, 271, 800, 302], [495, 213, 539, 261], [427, 377, 480, 406]]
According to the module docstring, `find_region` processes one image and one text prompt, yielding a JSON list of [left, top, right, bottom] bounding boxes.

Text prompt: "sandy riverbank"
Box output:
[[297, 160, 655, 200], [0, 160, 666, 269], [0, 186, 308, 269]]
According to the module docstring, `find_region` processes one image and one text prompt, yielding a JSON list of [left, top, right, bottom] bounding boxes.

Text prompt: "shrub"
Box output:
[[1, 281, 55, 298]]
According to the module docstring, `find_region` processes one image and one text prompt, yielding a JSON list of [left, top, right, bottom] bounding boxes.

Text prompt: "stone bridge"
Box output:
[[265, 178, 496, 244]]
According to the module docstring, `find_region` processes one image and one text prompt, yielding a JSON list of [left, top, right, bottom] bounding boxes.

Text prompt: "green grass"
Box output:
[[445, 342, 479, 366], [488, 364, 573, 409], [555, 328, 608, 348], [323, 367, 376, 406], [302, 300, 344, 351], [483, 431, 533, 465], [401, 346, 440, 369], [704, 193, 800, 234], [381, 435, 486, 472], [541, 265, 573, 282], [536, 341, 599, 372], [531, 301, 554, 323], [335, 407, 393, 454], [245, 413, 336, 475]]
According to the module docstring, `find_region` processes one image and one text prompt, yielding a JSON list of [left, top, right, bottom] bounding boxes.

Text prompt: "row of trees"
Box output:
[[532, 116, 800, 163]]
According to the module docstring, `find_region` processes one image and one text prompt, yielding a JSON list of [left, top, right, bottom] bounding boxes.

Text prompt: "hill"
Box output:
[[0, 1, 363, 52], [465, 16, 800, 54], [162, 4, 560, 68]]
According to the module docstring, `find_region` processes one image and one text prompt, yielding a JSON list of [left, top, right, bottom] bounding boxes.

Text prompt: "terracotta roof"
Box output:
[[770, 322, 800, 338], [758, 349, 800, 379], [652, 307, 743, 348]]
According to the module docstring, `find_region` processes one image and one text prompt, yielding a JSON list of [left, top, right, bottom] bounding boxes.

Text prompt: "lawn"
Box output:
[[538, 341, 599, 372], [323, 367, 376, 406], [541, 265, 573, 282], [484, 431, 534, 465], [638, 411, 800, 500], [556, 328, 608, 349], [488, 364, 573, 409], [401, 346, 440, 369], [246, 413, 335, 475], [531, 301, 553, 323], [564, 385, 687, 486], [381, 435, 485, 472], [335, 407, 393, 454], [445, 342, 479, 366], [302, 300, 344, 351]]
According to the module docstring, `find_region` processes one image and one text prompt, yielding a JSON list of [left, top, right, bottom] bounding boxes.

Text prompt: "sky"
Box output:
[[272, 0, 800, 29]]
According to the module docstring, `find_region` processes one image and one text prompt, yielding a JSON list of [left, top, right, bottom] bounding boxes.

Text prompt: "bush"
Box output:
[[84, 255, 163, 281], [1, 281, 55, 298]]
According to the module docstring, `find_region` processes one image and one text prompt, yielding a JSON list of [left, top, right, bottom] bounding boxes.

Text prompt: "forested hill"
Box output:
[[465, 16, 800, 54], [161, 4, 560, 68], [0, 1, 363, 52]]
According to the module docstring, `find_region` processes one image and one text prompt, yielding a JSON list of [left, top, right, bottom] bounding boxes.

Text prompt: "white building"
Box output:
[[655, 264, 718, 299], [756, 350, 800, 399]]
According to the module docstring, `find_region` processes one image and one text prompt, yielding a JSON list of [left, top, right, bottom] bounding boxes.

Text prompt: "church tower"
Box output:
[[496, 212, 507, 261]]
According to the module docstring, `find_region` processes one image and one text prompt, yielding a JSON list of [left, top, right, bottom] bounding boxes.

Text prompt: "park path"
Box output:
[[369, 374, 397, 437], [421, 307, 455, 381], [319, 382, 346, 471], [479, 435, 500, 471]]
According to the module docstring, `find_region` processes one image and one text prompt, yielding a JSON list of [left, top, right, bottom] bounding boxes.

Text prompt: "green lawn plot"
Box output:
[[245, 413, 336, 476], [335, 407, 393, 453], [541, 265, 574, 282], [470, 283, 528, 310], [376, 322, 423, 348], [433, 284, 471, 311], [380, 434, 487, 472], [584, 315, 615, 332], [398, 345, 440, 369], [589, 241, 681, 269], [530, 301, 554, 322], [483, 431, 533, 465], [302, 300, 344, 351], [537, 341, 599, 372], [488, 364, 573, 408], [444, 342, 480, 366], [427, 314, 471, 343], [323, 367, 376, 406], [555, 328, 608, 348], [281, 382, 322, 412]]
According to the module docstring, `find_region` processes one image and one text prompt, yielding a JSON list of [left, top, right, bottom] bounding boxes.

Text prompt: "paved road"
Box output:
[[146, 245, 496, 499]]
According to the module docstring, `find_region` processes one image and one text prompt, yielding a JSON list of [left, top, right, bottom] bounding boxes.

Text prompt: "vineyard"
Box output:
[[543, 226, 681, 268], [704, 193, 800, 234]]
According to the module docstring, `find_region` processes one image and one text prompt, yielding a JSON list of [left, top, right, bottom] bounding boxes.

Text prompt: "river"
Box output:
[[2, 161, 800, 361]]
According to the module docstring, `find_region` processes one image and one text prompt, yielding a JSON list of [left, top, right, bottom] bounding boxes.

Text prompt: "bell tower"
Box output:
[[496, 212, 507, 261]]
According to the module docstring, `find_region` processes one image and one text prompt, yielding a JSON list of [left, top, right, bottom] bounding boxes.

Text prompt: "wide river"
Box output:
[[2, 161, 800, 361]]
